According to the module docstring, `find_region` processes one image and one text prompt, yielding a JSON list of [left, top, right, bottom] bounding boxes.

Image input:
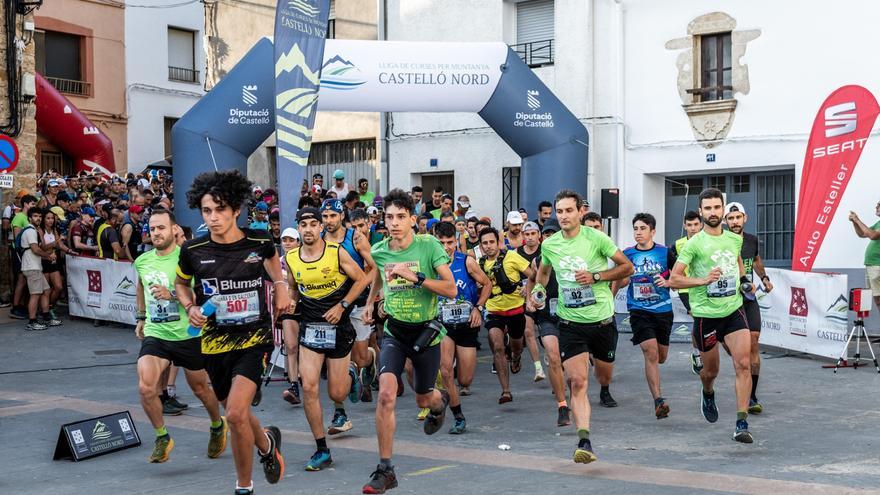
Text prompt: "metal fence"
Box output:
[[307, 139, 380, 192], [45, 76, 91, 96], [168, 66, 200, 83], [511, 39, 554, 68]]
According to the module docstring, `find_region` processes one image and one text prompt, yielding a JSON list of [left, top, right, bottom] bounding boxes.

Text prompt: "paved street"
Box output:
[[3, 310, 880, 495]]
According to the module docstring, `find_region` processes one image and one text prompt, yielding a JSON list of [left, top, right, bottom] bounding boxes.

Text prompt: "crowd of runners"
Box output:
[[131, 170, 776, 494]]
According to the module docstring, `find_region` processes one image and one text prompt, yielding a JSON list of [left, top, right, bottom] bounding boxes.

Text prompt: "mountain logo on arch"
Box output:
[[320, 55, 366, 91]]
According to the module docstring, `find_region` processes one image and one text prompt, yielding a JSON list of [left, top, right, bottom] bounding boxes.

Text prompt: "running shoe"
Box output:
[[49, 309, 58, 320], [733, 419, 754, 443], [423, 390, 449, 435], [39, 317, 62, 327], [362, 356, 377, 390], [557, 405, 571, 427], [509, 353, 522, 374], [282, 382, 301, 406], [162, 399, 185, 416], [252, 388, 262, 407], [0, 300, 10, 309], [534, 367, 546, 382], [234, 490, 253, 495], [417, 407, 430, 420], [260, 426, 284, 484], [573, 439, 597, 464], [305, 449, 333, 471], [348, 362, 362, 404], [498, 392, 513, 404], [748, 398, 763, 414], [599, 389, 618, 408], [459, 386, 471, 396], [654, 399, 670, 419], [149, 435, 174, 463], [363, 464, 398, 494], [328, 410, 353, 435], [691, 353, 703, 375], [701, 388, 718, 423], [207, 417, 228, 459], [449, 417, 467, 435], [25, 321, 48, 331], [490, 362, 497, 374], [10, 307, 27, 319], [167, 396, 189, 410]]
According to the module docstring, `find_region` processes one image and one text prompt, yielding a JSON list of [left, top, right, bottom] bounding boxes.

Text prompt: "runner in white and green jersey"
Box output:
[[670, 188, 756, 444], [134, 208, 226, 464], [531, 190, 634, 465]]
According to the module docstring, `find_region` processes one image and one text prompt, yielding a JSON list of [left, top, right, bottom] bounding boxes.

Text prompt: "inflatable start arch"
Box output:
[[172, 37, 588, 228]]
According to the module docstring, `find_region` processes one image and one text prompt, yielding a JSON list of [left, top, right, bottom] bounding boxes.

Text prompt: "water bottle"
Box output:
[[740, 281, 756, 300], [187, 296, 217, 337]]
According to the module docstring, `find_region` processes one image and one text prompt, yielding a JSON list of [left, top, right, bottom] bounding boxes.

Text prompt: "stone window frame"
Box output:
[[692, 31, 733, 103]]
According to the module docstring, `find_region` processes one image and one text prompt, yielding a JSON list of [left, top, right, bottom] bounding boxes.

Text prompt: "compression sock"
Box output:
[[155, 426, 168, 438], [210, 419, 223, 429], [450, 404, 464, 419], [316, 437, 328, 452], [751, 374, 759, 400]]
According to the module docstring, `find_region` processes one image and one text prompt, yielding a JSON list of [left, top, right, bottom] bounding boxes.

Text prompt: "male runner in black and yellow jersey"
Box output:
[[286, 207, 369, 471], [175, 171, 289, 495]]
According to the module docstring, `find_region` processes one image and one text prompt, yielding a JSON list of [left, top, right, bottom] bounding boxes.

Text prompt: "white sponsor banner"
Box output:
[[757, 268, 849, 359], [316, 40, 507, 112], [66, 255, 138, 325]]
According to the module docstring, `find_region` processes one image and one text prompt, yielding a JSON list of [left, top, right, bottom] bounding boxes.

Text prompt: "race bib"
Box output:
[[440, 301, 472, 325], [214, 290, 261, 325], [549, 298, 558, 316], [385, 261, 421, 292], [707, 275, 736, 298], [633, 281, 658, 302], [561, 285, 596, 308], [148, 299, 180, 323], [302, 322, 337, 349]]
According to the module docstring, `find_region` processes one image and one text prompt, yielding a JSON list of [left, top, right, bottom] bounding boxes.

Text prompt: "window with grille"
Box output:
[[669, 177, 703, 196], [708, 175, 726, 192], [756, 173, 795, 265], [168, 27, 198, 83], [732, 174, 750, 193], [502, 167, 521, 218], [513, 0, 554, 67], [36, 30, 89, 96]]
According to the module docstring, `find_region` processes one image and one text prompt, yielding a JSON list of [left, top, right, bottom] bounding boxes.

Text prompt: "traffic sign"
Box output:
[[0, 135, 19, 173]]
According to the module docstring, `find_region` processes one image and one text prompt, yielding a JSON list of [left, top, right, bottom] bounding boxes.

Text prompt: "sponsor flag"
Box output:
[[274, 0, 331, 228], [793, 85, 879, 271]]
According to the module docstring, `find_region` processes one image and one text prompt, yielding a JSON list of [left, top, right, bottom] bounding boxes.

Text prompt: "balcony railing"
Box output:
[[45, 76, 91, 96], [168, 66, 200, 83], [511, 39, 554, 68]]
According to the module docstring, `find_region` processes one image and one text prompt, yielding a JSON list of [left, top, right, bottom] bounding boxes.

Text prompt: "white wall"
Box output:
[[617, 0, 880, 269], [125, 1, 205, 169]]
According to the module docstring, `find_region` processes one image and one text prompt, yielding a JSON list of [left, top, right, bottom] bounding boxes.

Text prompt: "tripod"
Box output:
[[834, 312, 880, 373]]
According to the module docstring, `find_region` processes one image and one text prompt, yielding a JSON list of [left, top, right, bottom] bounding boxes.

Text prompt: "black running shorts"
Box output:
[[692, 307, 749, 352], [138, 336, 205, 371], [445, 323, 480, 348], [485, 312, 526, 340], [743, 298, 761, 333], [203, 344, 273, 402], [379, 318, 441, 395], [629, 310, 674, 346], [298, 320, 355, 360], [557, 317, 618, 363]]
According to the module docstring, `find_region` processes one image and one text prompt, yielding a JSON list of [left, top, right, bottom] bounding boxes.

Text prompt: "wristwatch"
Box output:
[[341, 300, 351, 310], [476, 304, 485, 312], [592, 272, 602, 282], [414, 272, 427, 288]]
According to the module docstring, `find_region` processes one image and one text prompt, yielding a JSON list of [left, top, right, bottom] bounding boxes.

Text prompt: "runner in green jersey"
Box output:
[[134, 208, 226, 464], [360, 189, 457, 495], [531, 190, 634, 465], [670, 188, 756, 444]]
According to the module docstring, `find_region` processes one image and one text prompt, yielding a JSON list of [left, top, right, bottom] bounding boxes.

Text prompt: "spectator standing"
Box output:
[[39, 208, 74, 318], [19, 208, 62, 330], [357, 178, 375, 206], [328, 169, 352, 198], [850, 202, 880, 310], [121, 205, 145, 261]]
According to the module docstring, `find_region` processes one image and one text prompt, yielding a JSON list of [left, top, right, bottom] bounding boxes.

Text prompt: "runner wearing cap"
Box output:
[[504, 211, 525, 249], [724, 202, 773, 414], [670, 188, 755, 444], [329, 170, 352, 199], [250, 202, 270, 231], [286, 206, 370, 471], [518, 221, 546, 383], [454, 196, 471, 219], [321, 198, 375, 430], [279, 227, 303, 406]]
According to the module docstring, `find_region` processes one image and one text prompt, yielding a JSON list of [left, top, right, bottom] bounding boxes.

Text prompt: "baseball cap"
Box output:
[[456, 196, 470, 208], [321, 198, 343, 213], [541, 218, 561, 234], [372, 195, 383, 206], [333, 169, 345, 180], [281, 227, 300, 240], [725, 202, 747, 217], [253, 186, 263, 194], [255, 201, 269, 212], [47, 179, 61, 187], [296, 207, 321, 223], [311, 184, 323, 194], [523, 221, 540, 233], [81, 206, 96, 216], [50, 206, 66, 221], [366, 205, 379, 215], [506, 210, 524, 225], [128, 205, 144, 215], [137, 178, 150, 189]]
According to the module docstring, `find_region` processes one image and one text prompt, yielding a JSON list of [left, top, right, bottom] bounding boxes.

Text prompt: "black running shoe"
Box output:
[[599, 389, 618, 408], [252, 388, 262, 407], [423, 390, 449, 435], [557, 405, 572, 427], [162, 399, 184, 416], [701, 388, 719, 423], [260, 426, 285, 484], [166, 396, 189, 410], [363, 464, 398, 494], [282, 382, 301, 406]]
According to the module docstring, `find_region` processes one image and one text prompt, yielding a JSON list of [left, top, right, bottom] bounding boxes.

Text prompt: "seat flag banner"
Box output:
[[274, 0, 331, 228], [793, 85, 879, 272]]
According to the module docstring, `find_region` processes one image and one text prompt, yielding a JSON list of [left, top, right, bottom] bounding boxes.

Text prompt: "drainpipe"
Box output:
[[378, 0, 390, 194]]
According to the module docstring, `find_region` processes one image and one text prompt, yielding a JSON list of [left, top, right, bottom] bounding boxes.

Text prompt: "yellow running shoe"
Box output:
[[150, 435, 174, 463], [207, 416, 228, 458], [417, 407, 430, 420]]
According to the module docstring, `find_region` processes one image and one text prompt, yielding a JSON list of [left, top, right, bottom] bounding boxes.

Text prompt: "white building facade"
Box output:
[[385, 0, 880, 276], [125, 1, 206, 170]]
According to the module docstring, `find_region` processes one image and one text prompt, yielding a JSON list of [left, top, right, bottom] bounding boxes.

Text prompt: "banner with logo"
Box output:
[[756, 268, 849, 358], [66, 256, 137, 325], [793, 85, 879, 272], [274, 0, 331, 229]]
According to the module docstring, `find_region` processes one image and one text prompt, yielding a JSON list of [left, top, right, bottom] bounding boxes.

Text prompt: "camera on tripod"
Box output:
[[849, 288, 873, 317]]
